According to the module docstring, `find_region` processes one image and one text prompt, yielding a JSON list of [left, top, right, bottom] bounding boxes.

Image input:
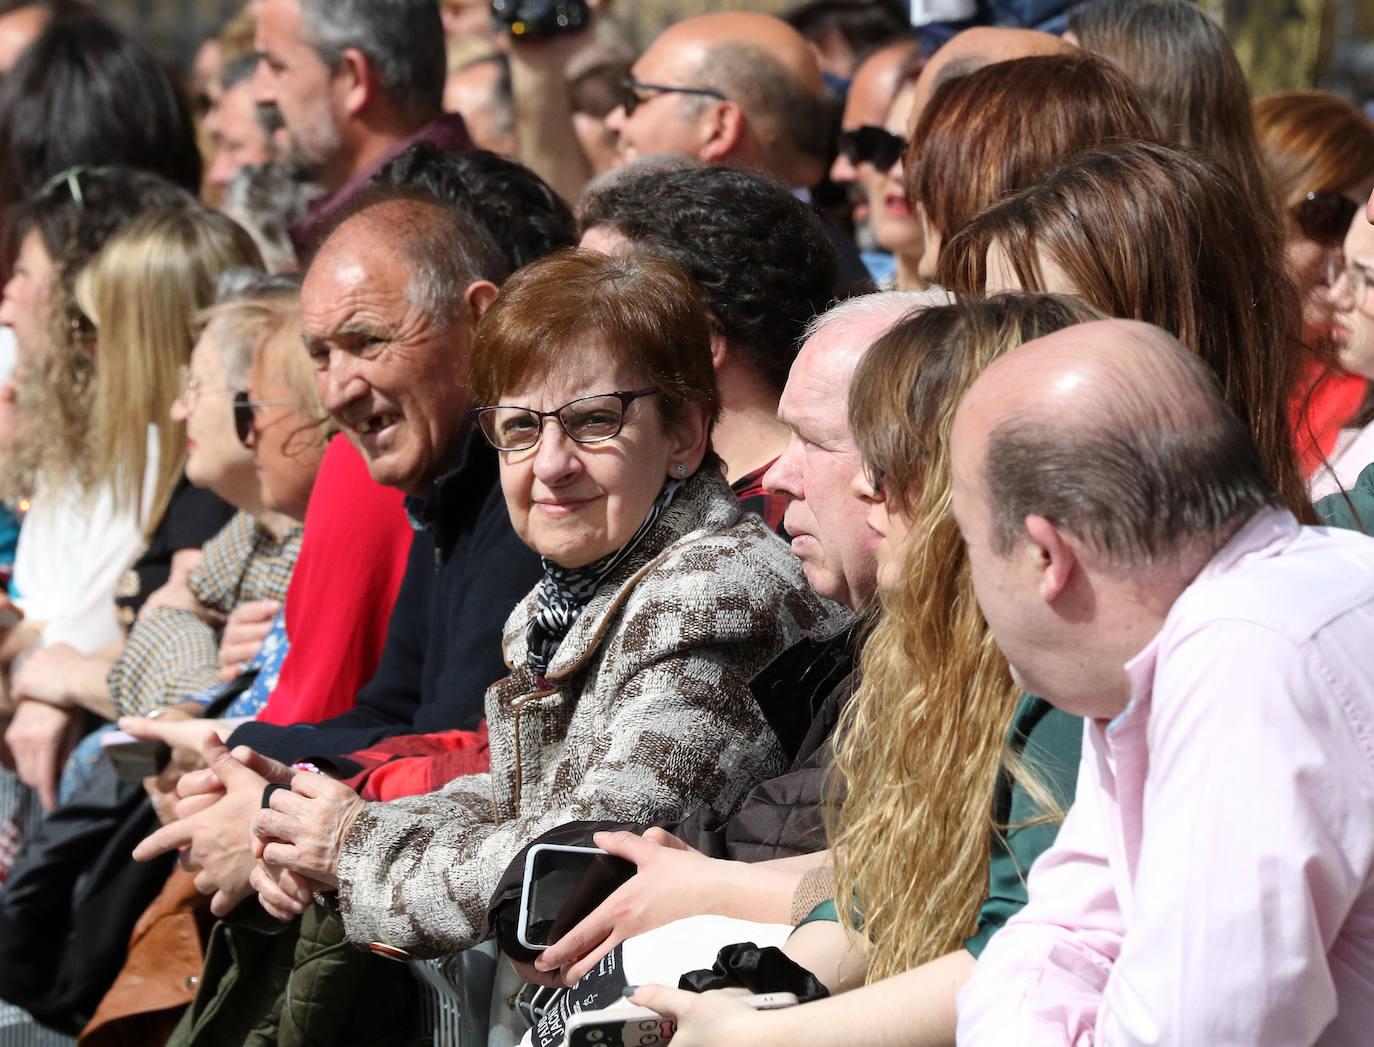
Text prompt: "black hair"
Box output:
[[580, 163, 839, 393], [0, 9, 201, 207], [372, 143, 576, 273], [785, 0, 910, 58]]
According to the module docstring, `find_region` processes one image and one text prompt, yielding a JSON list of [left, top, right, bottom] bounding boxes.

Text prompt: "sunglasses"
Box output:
[[619, 79, 727, 118], [1293, 191, 1359, 248], [836, 125, 906, 174], [233, 390, 293, 447]]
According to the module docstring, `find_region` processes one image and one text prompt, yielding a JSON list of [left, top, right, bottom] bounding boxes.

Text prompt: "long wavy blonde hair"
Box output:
[[829, 293, 1105, 981]]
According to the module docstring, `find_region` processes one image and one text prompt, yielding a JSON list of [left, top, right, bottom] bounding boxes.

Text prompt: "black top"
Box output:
[[228, 432, 543, 765], [114, 477, 235, 629]]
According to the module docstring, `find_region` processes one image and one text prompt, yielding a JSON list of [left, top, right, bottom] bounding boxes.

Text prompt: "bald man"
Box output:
[[606, 12, 831, 190], [952, 320, 1374, 1046], [910, 25, 1071, 123]]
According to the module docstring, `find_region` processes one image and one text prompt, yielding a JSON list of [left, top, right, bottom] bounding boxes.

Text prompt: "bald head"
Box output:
[[842, 38, 920, 130], [912, 27, 1072, 123], [953, 319, 1279, 568], [616, 12, 829, 186]]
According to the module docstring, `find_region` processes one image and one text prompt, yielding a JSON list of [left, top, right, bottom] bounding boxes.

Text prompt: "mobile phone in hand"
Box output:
[[518, 843, 636, 951], [100, 729, 171, 780], [562, 993, 799, 1046]]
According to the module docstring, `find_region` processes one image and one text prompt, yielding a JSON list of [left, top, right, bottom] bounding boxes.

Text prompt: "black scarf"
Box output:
[[525, 479, 684, 680]]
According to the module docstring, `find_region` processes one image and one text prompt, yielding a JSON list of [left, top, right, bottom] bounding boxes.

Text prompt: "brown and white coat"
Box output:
[[335, 469, 850, 957]]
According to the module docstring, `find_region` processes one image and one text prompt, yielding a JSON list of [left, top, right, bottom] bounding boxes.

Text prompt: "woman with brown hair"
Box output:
[[941, 139, 1312, 523], [627, 294, 1104, 1047], [1067, 0, 1276, 224], [904, 52, 1156, 283], [1253, 91, 1374, 475]]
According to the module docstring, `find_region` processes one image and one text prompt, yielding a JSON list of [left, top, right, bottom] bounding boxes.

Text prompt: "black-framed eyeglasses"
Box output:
[[469, 388, 660, 452], [233, 389, 293, 447], [1294, 191, 1359, 249], [619, 79, 727, 118], [836, 125, 906, 174]]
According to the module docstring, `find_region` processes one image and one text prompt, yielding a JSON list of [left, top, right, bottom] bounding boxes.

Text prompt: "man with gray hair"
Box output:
[[251, 0, 471, 250], [952, 319, 1374, 1045]]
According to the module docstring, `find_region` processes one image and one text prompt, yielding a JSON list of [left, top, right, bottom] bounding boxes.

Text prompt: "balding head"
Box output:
[[954, 319, 1279, 570], [911, 27, 1071, 124], [607, 12, 829, 187]]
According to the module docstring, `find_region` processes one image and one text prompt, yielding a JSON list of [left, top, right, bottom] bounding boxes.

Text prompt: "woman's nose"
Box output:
[[531, 418, 580, 481]]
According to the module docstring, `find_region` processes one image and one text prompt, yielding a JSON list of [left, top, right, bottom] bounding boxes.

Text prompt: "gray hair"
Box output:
[[804, 288, 953, 344], [221, 163, 324, 274], [299, 0, 446, 124], [983, 336, 1281, 569], [199, 268, 303, 387]]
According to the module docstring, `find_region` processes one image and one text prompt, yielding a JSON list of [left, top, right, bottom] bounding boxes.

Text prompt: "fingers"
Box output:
[[628, 984, 692, 1019], [210, 879, 254, 919], [173, 790, 223, 820], [642, 827, 692, 852], [177, 766, 226, 799], [234, 746, 295, 786], [591, 829, 657, 863], [563, 932, 622, 987], [134, 817, 196, 862], [116, 716, 169, 742], [204, 735, 267, 792], [510, 958, 564, 989], [250, 861, 310, 921], [536, 893, 618, 971], [252, 808, 300, 846], [230, 599, 282, 626]]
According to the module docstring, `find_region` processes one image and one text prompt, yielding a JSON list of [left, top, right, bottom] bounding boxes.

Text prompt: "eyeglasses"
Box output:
[[1294, 191, 1359, 249], [1331, 256, 1374, 308], [470, 388, 660, 452], [836, 125, 906, 173], [619, 79, 727, 118], [233, 389, 293, 447]]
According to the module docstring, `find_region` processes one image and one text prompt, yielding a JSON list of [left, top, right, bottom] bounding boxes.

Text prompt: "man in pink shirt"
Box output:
[[950, 319, 1374, 1046]]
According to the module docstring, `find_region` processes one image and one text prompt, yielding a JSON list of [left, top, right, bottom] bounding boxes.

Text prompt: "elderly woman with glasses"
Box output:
[[238, 248, 848, 958]]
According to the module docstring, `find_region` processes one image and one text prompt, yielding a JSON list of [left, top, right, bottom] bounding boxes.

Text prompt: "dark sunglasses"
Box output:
[[1293, 191, 1359, 248], [619, 79, 727, 118], [836, 125, 906, 174], [233, 390, 293, 447]]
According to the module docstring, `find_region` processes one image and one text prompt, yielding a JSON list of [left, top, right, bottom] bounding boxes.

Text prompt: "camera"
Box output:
[[490, 0, 589, 38]]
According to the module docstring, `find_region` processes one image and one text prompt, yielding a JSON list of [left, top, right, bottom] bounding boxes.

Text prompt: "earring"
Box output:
[[674, 463, 689, 478]]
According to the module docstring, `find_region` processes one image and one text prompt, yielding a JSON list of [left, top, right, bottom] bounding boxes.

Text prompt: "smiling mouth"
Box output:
[[353, 414, 398, 437]]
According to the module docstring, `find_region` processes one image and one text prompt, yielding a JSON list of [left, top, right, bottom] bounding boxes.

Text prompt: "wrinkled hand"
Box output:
[[250, 771, 364, 893], [628, 986, 773, 1047], [11, 643, 83, 708], [132, 735, 294, 916], [217, 600, 280, 681], [534, 828, 719, 987], [249, 858, 329, 923], [5, 699, 82, 810]]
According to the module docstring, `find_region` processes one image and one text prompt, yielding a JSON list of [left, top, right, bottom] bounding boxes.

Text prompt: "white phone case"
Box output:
[[517, 843, 609, 951]]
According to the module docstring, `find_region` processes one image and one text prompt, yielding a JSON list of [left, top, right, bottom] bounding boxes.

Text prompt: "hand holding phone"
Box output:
[[562, 993, 799, 1047], [100, 729, 171, 781], [519, 843, 637, 951]]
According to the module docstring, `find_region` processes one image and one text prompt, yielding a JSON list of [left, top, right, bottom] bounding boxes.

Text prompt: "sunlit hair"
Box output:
[[940, 140, 1313, 523], [831, 293, 1105, 981], [1068, 0, 1277, 223], [907, 52, 1156, 243], [1253, 91, 1374, 210], [194, 269, 304, 390], [255, 305, 337, 456], [76, 206, 261, 529]]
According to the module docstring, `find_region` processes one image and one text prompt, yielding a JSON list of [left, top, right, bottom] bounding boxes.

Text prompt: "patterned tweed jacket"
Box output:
[[335, 468, 850, 956]]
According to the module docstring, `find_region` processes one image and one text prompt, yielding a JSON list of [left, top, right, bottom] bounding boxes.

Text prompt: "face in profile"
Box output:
[[763, 330, 878, 611], [172, 322, 254, 495], [245, 337, 326, 520], [0, 231, 55, 365], [252, 0, 342, 182], [487, 349, 702, 569], [851, 467, 916, 597], [1333, 211, 1374, 380], [603, 36, 713, 168]]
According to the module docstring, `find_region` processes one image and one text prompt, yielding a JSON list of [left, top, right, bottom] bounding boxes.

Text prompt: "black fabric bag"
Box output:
[[678, 942, 830, 1003]]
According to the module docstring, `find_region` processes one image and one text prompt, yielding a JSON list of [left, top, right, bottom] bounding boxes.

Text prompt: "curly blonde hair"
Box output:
[[829, 293, 1104, 982]]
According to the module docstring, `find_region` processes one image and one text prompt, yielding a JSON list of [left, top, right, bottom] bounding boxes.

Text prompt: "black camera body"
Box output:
[[490, 0, 589, 38]]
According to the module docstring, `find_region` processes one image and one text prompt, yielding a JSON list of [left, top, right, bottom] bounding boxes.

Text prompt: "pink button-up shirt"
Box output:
[[958, 509, 1374, 1046]]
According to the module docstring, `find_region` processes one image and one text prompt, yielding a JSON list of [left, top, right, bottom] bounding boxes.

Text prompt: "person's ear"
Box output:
[[666, 401, 712, 477], [698, 101, 745, 165], [465, 280, 501, 325], [706, 323, 729, 372], [1023, 514, 1076, 603], [334, 48, 375, 121]]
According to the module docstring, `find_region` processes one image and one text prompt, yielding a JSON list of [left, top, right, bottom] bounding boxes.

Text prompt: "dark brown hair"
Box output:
[[1069, 0, 1276, 222], [469, 248, 720, 435], [1253, 91, 1374, 210], [939, 140, 1313, 522], [907, 52, 1156, 243]]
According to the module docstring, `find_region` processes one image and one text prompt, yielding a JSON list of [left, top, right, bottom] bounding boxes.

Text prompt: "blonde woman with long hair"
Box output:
[[630, 294, 1102, 1047], [6, 203, 260, 809]]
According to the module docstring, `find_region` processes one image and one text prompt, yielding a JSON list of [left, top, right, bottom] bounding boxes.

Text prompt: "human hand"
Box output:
[[248, 859, 328, 923], [534, 828, 723, 986], [132, 734, 293, 916], [216, 599, 280, 680], [11, 642, 83, 708], [250, 771, 364, 893], [5, 698, 82, 810], [627, 985, 775, 1047]]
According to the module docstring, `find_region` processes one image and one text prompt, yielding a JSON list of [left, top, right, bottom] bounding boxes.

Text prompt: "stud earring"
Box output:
[[674, 463, 689, 478]]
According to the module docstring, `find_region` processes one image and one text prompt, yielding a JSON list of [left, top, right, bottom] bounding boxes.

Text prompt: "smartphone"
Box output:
[[518, 843, 636, 951], [100, 729, 171, 780], [490, 0, 589, 38], [562, 993, 799, 1047]]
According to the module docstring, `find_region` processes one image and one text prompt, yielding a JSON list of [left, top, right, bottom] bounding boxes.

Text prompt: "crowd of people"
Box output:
[[0, 0, 1370, 1043]]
